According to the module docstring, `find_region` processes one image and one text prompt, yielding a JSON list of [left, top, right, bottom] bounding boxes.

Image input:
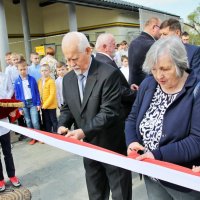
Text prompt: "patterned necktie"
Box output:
[[78, 74, 85, 102]]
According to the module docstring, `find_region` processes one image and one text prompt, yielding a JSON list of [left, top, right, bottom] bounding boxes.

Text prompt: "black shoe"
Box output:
[[18, 135, 27, 141]]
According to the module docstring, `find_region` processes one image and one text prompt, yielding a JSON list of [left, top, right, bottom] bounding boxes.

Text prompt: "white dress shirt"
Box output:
[[55, 76, 63, 108], [5, 65, 19, 86], [120, 66, 129, 81], [0, 72, 14, 135], [22, 79, 32, 100]]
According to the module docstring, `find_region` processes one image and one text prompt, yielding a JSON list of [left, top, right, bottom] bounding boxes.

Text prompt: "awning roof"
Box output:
[[39, 0, 180, 18]]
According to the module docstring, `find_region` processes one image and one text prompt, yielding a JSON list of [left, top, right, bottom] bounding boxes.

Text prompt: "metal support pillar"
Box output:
[[20, 0, 32, 64], [0, 0, 9, 71], [68, 3, 78, 32]]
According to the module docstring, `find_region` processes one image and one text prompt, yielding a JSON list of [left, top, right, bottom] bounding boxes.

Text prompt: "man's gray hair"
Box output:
[[95, 33, 114, 51], [62, 32, 90, 52], [143, 36, 189, 77]]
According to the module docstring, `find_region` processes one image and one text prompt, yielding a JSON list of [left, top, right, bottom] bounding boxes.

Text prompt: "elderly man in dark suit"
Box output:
[[57, 32, 132, 200], [160, 18, 200, 78], [95, 33, 136, 118], [128, 17, 161, 87]]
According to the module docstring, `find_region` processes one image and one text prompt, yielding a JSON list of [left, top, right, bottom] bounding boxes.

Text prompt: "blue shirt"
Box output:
[[75, 58, 92, 102], [28, 64, 41, 82]]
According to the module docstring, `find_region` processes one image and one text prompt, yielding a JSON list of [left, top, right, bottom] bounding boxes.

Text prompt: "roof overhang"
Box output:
[[39, 0, 180, 18]]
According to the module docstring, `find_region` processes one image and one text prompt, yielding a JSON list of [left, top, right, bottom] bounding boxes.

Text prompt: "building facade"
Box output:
[[0, 0, 179, 69]]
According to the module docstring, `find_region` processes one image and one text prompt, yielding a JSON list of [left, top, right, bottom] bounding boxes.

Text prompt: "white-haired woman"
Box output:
[[125, 36, 200, 199]]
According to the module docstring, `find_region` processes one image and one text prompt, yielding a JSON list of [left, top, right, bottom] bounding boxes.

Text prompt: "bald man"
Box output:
[[58, 32, 132, 200], [128, 17, 161, 86]]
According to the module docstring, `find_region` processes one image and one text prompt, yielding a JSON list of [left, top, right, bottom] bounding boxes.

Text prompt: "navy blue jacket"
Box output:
[[185, 43, 200, 79], [14, 75, 41, 109], [125, 71, 200, 191], [125, 71, 200, 167], [128, 32, 155, 85], [185, 44, 200, 69]]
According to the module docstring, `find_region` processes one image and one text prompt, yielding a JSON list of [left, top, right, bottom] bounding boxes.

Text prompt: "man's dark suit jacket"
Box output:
[[128, 32, 155, 85], [185, 43, 200, 78], [95, 53, 135, 118], [58, 58, 127, 154]]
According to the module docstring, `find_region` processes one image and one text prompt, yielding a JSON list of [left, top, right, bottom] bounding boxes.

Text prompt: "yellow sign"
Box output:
[[35, 46, 45, 56]]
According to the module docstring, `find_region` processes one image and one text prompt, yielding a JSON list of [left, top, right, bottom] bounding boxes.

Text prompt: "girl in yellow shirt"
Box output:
[[38, 64, 58, 133]]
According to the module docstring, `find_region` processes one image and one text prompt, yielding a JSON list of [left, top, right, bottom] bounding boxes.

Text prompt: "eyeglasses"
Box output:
[[153, 25, 160, 29]]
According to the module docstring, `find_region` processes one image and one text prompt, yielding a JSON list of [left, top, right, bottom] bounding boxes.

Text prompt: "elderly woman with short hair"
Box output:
[[125, 36, 200, 199]]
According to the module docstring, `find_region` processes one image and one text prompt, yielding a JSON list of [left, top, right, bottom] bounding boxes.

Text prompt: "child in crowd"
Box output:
[[5, 52, 13, 75], [120, 55, 129, 81], [28, 52, 42, 82], [28, 52, 44, 130], [55, 62, 68, 109], [14, 59, 41, 145], [8, 53, 27, 141], [5, 52, 12, 66], [7, 53, 20, 86], [0, 71, 21, 192], [38, 64, 58, 133], [114, 41, 128, 67], [89, 42, 96, 57], [40, 47, 57, 79]]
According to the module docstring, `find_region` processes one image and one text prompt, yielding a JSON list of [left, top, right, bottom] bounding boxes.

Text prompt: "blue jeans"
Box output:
[[22, 99, 40, 130]]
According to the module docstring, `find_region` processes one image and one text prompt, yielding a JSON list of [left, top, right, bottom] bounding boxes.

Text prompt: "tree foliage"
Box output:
[[186, 4, 200, 35], [183, 4, 200, 45]]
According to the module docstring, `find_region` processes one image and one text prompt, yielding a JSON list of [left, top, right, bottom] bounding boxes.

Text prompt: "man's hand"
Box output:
[[192, 165, 200, 173], [136, 151, 155, 161], [37, 106, 41, 111], [130, 84, 139, 91], [9, 109, 18, 117], [57, 126, 68, 135], [65, 129, 85, 140], [127, 142, 145, 155], [19, 110, 24, 116]]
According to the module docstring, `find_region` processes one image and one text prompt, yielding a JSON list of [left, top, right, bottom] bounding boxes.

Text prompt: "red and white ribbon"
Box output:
[[0, 121, 200, 191]]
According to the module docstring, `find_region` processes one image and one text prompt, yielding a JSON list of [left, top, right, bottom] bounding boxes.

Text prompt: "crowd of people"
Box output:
[[0, 16, 200, 199], [4, 49, 71, 140], [0, 48, 71, 192]]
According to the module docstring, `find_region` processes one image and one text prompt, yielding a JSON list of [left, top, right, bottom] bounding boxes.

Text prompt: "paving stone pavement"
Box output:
[[4, 132, 148, 200]]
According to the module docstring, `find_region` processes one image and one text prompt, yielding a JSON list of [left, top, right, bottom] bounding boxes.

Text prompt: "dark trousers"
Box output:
[[83, 158, 132, 200], [17, 115, 26, 127], [0, 132, 15, 180], [38, 110, 45, 131], [42, 109, 58, 133], [16, 115, 27, 138]]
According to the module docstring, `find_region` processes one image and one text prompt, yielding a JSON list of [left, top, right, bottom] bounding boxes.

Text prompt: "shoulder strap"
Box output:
[[193, 82, 200, 99]]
